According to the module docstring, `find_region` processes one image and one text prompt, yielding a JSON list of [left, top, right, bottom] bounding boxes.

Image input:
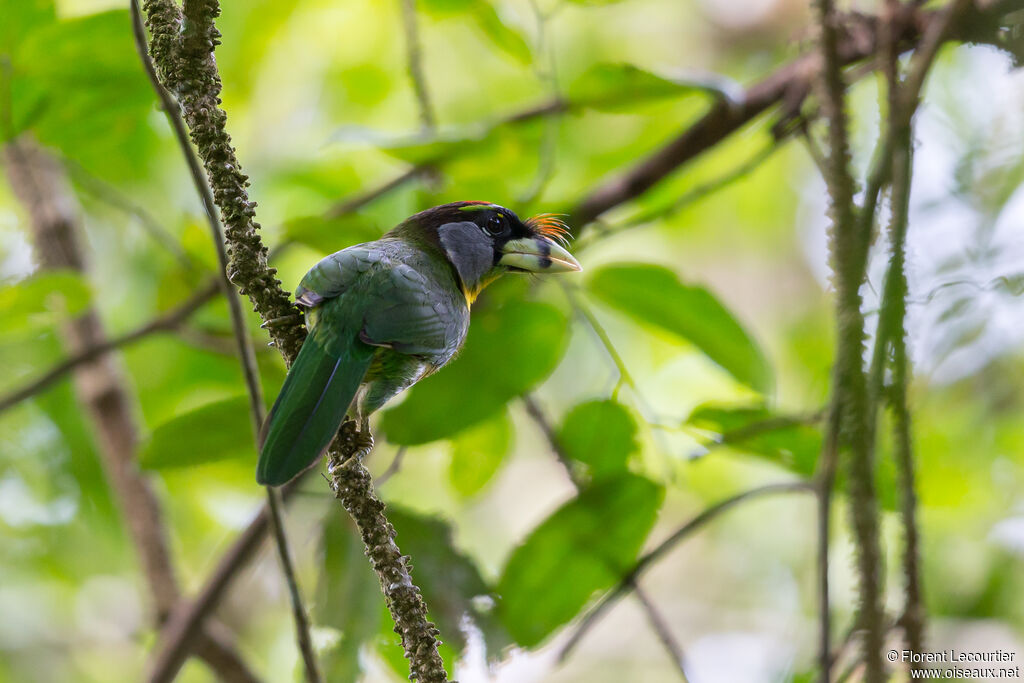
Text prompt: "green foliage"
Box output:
[[497, 474, 663, 647], [557, 399, 638, 477], [687, 404, 821, 476], [139, 396, 253, 470], [0, 270, 91, 336], [282, 213, 382, 256], [568, 63, 713, 112], [4, 1, 1023, 680], [387, 507, 511, 660], [447, 408, 512, 497], [7, 10, 155, 176], [380, 300, 569, 444], [317, 512, 383, 681], [419, 0, 531, 63], [588, 263, 772, 392]]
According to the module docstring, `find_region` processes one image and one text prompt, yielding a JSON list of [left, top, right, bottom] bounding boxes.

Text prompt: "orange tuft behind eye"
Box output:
[[525, 213, 572, 246]]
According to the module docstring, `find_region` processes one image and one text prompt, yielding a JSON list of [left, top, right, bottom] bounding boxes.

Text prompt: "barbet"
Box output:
[[256, 201, 581, 485]]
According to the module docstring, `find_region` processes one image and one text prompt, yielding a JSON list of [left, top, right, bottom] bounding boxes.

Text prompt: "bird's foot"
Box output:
[[337, 419, 374, 461]]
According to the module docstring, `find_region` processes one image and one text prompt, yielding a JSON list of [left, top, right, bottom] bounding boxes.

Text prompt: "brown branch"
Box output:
[[568, 0, 1024, 235], [152, 472, 308, 683], [558, 481, 815, 663], [0, 278, 219, 415], [3, 137, 260, 683], [139, 1, 448, 681]]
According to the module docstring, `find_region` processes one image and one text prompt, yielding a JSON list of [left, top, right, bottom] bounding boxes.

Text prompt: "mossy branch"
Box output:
[[138, 1, 449, 682], [814, 0, 885, 680]]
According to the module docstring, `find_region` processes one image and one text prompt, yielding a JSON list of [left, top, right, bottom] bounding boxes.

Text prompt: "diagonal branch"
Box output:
[[558, 481, 815, 663], [128, 3, 321, 679], [568, 0, 1024, 236], [398, 0, 436, 132], [4, 137, 261, 683], [0, 278, 219, 415], [139, 1, 449, 681]]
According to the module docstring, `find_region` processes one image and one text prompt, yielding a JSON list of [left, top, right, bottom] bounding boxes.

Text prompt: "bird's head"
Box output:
[[396, 201, 582, 304]]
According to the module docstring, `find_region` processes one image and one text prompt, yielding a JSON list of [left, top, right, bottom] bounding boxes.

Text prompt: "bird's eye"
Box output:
[[484, 214, 507, 236]]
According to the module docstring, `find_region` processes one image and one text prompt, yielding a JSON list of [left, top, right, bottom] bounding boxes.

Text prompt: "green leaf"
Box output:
[[473, 4, 531, 64], [588, 263, 771, 392], [380, 300, 570, 445], [317, 512, 383, 681], [557, 399, 638, 477], [569, 63, 711, 112], [687, 404, 821, 477], [10, 11, 156, 176], [0, 270, 92, 335], [388, 507, 512, 660], [0, 0, 54, 54], [448, 409, 513, 497], [420, 0, 531, 63], [139, 396, 253, 470], [282, 213, 382, 255], [497, 474, 663, 647]]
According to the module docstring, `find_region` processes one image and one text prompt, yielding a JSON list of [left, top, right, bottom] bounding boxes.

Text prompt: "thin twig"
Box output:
[[61, 156, 197, 271], [376, 446, 408, 485], [398, 0, 435, 131], [0, 279, 220, 414], [693, 409, 825, 459], [558, 481, 815, 663], [633, 582, 691, 682], [130, 4, 322, 679], [522, 393, 690, 679], [521, 394, 578, 484]]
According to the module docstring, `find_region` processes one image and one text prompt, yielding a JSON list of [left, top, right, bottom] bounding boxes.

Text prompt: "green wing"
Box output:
[[256, 245, 380, 486], [256, 241, 465, 486]]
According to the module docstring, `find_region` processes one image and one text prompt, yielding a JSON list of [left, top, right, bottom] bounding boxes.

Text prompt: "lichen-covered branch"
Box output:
[[143, 0, 306, 362], [814, 0, 885, 679], [327, 427, 448, 683], [138, 1, 449, 681], [128, 3, 321, 678]]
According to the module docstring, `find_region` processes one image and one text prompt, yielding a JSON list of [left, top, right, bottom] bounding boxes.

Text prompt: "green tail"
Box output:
[[257, 334, 374, 486]]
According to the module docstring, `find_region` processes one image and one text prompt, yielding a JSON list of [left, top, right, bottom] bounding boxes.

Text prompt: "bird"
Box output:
[[256, 201, 582, 486]]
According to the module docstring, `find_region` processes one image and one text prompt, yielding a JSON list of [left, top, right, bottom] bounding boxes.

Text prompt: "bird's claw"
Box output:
[[260, 314, 302, 329]]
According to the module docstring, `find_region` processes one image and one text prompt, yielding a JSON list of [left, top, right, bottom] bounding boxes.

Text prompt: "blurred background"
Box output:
[[1, 0, 1023, 681]]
